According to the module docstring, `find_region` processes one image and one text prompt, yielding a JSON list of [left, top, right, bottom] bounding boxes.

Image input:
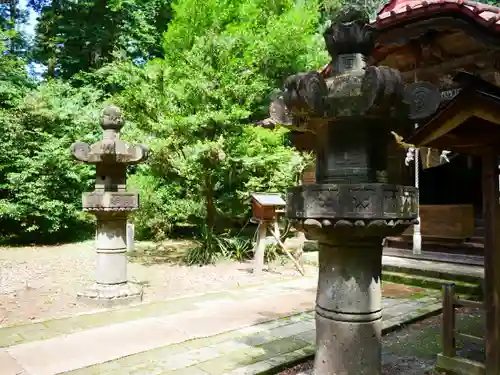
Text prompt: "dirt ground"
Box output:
[[0, 240, 315, 326], [280, 307, 484, 375]]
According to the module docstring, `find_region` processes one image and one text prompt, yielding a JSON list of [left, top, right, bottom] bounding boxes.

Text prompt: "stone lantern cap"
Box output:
[[71, 106, 149, 166], [279, 8, 409, 129]]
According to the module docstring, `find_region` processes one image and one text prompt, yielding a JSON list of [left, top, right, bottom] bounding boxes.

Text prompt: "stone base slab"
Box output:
[[77, 282, 143, 307]]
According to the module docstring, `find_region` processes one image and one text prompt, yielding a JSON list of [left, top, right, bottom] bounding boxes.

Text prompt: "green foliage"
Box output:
[[0, 0, 327, 245], [217, 233, 253, 262], [31, 0, 173, 78], [184, 225, 253, 265], [184, 225, 221, 265], [128, 171, 204, 240], [477, 0, 500, 5], [0, 80, 105, 243], [264, 243, 280, 264], [5, 0, 498, 247], [95, 0, 323, 241]]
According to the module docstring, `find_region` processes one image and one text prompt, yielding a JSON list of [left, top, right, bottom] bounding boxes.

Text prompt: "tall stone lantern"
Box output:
[[282, 8, 419, 375], [71, 106, 148, 306]]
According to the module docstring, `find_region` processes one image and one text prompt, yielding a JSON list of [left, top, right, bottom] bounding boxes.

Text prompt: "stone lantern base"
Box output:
[[288, 184, 418, 375], [77, 282, 143, 307], [77, 212, 143, 307]]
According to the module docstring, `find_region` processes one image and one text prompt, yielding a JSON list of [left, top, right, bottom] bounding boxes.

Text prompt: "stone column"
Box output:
[[71, 105, 149, 306], [315, 239, 383, 374], [95, 214, 128, 285]]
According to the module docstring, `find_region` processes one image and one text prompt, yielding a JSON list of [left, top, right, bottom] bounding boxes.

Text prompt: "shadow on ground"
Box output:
[[128, 240, 196, 266], [277, 307, 485, 375]]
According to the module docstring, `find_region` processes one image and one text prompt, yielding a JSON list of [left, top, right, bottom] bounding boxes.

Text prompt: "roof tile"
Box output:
[[374, 0, 500, 31]]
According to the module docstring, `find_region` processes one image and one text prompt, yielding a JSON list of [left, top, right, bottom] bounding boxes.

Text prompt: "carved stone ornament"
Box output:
[[281, 65, 406, 121], [282, 71, 327, 117], [323, 8, 377, 58], [280, 5, 419, 375], [101, 105, 124, 130], [286, 184, 418, 220], [82, 192, 139, 212], [404, 81, 441, 120], [286, 183, 418, 242], [269, 97, 293, 126], [361, 66, 404, 112]]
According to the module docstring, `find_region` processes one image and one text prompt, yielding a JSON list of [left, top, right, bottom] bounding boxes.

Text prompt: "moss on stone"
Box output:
[[382, 271, 482, 297]]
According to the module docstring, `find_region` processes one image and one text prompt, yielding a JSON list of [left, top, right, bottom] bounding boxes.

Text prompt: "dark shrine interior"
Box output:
[[419, 154, 483, 213]]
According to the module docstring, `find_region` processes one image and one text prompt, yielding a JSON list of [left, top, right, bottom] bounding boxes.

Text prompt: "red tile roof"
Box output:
[[375, 0, 500, 31]]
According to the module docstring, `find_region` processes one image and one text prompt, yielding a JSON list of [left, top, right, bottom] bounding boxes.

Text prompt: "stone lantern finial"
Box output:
[[100, 105, 124, 132], [323, 5, 377, 59]]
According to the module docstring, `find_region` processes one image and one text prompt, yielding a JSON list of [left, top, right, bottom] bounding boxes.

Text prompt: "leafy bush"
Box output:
[[0, 0, 325, 245], [184, 225, 254, 265], [184, 225, 222, 265], [0, 81, 105, 243], [216, 233, 253, 262], [264, 243, 281, 264]]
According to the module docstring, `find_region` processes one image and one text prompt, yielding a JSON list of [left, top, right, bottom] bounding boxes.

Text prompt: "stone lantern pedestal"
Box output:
[[287, 185, 417, 374], [71, 106, 148, 306], [280, 7, 421, 375]]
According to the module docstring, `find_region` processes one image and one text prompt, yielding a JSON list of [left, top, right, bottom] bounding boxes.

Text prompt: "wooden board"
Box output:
[[403, 204, 475, 239], [302, 163, 316, 185]]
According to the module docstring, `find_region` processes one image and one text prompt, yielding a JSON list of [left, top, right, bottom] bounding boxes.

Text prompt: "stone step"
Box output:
[[381, 256, 483, 298], [304, 251, 483, 297], [385, 236, 483, 256], [382, 255, 483, 284], [383, 247, 484, 266], [467, 236, 484, 244]]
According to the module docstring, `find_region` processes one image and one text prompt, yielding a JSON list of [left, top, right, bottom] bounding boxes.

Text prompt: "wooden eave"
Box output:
[[407, 72, 500, 154], [369, 1, 500, 78], [375, 0, 500, 34], [374, 14, 500, 48]]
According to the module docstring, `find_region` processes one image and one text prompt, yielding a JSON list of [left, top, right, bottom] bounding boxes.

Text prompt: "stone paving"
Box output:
[[0, 275, 442, 375]]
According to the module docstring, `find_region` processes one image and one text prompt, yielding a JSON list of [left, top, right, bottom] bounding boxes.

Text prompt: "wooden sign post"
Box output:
[[250, 193, 304, 275]]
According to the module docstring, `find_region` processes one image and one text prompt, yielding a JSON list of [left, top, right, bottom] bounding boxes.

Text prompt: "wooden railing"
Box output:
[[438, 282, 486, 375]]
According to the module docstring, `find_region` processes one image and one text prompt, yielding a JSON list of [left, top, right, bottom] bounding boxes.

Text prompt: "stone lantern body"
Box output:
[[282, 9, 419, 375], [71, 106, 148, 306]]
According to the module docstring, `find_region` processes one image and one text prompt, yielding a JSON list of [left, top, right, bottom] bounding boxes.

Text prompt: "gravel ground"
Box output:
[[280, 308, 484, 375], [0, 240, 313, 326]]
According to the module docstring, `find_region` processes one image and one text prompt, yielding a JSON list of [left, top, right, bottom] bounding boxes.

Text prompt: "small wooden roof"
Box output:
[[406, 72, 500, 154], [250, 193, 286, 207]]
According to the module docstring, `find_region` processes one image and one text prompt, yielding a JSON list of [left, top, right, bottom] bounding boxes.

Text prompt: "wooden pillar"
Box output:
[[482, 152, 500, 375], [253, 221, 267, 274], [442, 282, 456, 357]]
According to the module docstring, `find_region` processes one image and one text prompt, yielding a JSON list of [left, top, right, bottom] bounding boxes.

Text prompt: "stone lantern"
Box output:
[[282, 8, 419, 375], [71, 106, 148, 306]]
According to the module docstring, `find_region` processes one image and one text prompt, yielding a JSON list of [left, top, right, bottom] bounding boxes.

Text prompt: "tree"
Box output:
[[0, 80, 105, 243], [31, 0, 173, 79], [93, 0, 325, 240]]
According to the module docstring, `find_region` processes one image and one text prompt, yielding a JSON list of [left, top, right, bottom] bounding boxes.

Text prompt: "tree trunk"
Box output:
[[205, 174, 215, 230], [8, 0, 17, 54]]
